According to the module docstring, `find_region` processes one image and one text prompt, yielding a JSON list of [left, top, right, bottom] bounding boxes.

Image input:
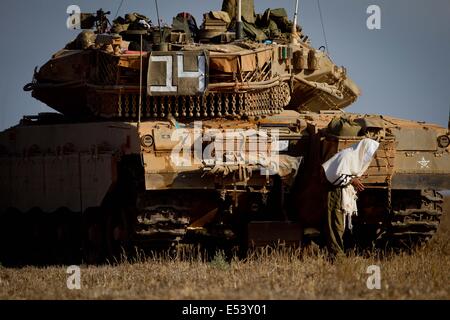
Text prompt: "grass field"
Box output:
[[0, 198, 448, 300]]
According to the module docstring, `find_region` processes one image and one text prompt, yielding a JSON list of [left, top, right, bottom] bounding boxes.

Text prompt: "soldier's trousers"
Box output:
[[325, 187, 345, 256]]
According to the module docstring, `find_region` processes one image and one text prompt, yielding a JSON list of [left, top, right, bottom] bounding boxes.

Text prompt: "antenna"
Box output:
[[291, 0, 299, 44], [236, 0, 244, 40], [317, 0, 330, 54], [114, 0, 124, 19], [138, 33, 143, 131], [155, 0, 163, 42], [236, 0, 243, 40]]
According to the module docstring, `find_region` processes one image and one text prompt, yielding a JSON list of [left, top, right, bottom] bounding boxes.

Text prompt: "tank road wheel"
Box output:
[[30, 208, 59, 265], [10, 208, 27, 266], [382, 189, 444, 250], [82, 208, 106, 265], [0, 209, 6, 264], [105, 208, 130, 263], [66, 210, 82, 264], [0, 208, 21, 266], [52, 208, 82, 265]]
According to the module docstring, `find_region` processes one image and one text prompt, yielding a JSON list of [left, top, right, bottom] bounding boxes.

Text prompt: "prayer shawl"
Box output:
[[322, 138, 380, 229]]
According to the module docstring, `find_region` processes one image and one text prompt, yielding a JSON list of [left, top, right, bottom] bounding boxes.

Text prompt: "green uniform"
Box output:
[[325, 186, 345, 256]]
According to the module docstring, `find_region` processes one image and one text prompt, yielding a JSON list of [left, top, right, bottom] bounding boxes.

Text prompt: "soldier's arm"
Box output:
[[351, 178, 365, 192]]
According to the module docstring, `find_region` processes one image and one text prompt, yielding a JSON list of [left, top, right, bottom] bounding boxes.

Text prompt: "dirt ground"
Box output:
[[0, 197, 448, 300]]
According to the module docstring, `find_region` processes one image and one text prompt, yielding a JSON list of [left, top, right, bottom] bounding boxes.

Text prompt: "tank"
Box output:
[[0, 1, 449, 265]]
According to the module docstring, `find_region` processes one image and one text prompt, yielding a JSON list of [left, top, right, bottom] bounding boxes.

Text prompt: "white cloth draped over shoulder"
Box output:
[[322, 138, 380, 229]]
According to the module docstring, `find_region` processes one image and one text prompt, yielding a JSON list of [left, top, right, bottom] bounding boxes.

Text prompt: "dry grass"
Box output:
[[0, 198, 449, 300]]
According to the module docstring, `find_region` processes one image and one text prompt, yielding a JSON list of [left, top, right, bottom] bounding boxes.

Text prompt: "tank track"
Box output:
[[132, 206, 190, 250], [382, 189, 444, 248]]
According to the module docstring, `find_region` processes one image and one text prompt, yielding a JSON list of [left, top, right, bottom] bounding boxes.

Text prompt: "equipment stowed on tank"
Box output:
[[0, 0, 449, 265]]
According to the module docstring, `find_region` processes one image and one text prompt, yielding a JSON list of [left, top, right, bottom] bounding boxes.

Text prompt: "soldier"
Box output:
[[321, 138, 380, 257]]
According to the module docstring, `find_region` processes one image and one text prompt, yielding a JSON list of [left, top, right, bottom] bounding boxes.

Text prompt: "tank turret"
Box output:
[[25, 0, 359, 121]]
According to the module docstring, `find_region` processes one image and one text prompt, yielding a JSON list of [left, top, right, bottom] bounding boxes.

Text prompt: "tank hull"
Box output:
[[0, 111, 448, 264]]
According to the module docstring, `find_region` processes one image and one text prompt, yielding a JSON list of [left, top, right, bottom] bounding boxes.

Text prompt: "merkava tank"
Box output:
[[0, 0, 449, 265]]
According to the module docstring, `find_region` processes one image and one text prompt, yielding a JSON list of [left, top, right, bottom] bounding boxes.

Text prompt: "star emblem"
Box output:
[[417, 157, 430, 169]]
